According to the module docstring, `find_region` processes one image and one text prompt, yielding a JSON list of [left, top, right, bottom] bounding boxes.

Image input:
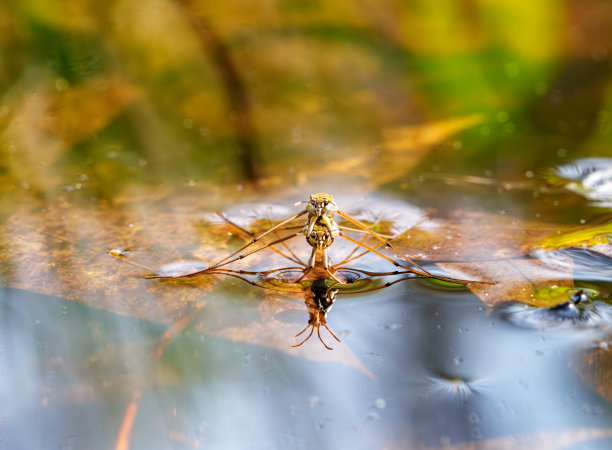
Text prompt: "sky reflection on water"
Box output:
[[3, 279, 612, 449]]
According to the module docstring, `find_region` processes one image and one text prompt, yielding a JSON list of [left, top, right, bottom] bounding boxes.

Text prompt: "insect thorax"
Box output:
[[304, 216, 339, 248]]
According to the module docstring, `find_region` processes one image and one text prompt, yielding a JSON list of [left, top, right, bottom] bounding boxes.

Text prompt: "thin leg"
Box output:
[[264, 211, 306, 267], [334, 267, 418, 277], [148, 232, 302, 279], [205, 269, 305, 293], [339, 232, 430, 277], [292, 325, 315, 348], [337, 209, 434, 276], [207, 210, 307, 270], [324, 324, 341, 342], [335, 233, 370, 266], [338, 225, 393, 239], [321, 248, 344, 283], [308, 247, 317, 268], [317, 327, 333, 350], [337, 275, 428, 294], [336, 248, 371, 266], [335, 213, 384, 265], [221, 213, 305, 267]]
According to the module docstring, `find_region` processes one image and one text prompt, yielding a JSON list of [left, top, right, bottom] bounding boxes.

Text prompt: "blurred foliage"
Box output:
[[0, 0, 610, 200], [1, 3, 612, 448]]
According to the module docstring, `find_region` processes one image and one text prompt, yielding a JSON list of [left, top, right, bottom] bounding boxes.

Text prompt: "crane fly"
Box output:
[[144, 193, 493, 350], [148, 193, 485, 286]]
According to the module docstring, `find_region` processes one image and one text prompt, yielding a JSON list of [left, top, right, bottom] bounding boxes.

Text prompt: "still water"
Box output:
[[1, 0, 612, 448], [2, 267, 612, 449]]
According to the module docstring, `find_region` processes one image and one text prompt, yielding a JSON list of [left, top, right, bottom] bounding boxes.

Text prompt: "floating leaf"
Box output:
[[538, 220, 612, 250]]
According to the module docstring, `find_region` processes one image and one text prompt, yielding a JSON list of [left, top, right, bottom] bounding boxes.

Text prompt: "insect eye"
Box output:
[[324, 233, 329, 239], [310, 232, 316, 237]]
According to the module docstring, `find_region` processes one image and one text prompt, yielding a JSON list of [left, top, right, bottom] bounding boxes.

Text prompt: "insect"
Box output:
[[168, 265, 425, 350], [291, 272, 433, 349], [148, 193, 479, 286], [294, 278, 340, 350]]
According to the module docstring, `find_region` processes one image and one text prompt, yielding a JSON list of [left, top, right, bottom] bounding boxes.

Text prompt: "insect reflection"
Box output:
[[179, 265, 425, 350], [294, 278, 340, 350], [146, 193, 490, 349], [292, 274, 424, 350], [148, 193, 482, 286]]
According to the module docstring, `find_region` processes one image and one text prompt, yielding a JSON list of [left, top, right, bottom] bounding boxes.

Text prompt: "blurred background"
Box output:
[[0, 0, 610, 199], [1, 1, 612, 449]]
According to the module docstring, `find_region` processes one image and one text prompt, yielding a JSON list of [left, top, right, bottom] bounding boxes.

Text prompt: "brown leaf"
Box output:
[[0, 188, 607, 365], [41, 77, 141, 146], [0, 190, 374, 374]]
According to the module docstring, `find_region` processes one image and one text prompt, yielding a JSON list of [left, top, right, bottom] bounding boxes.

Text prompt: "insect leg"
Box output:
[[338, 232, 430, 277], [263, 211, 307, 267], [324, 324, 341, 342], [337, 209, 433, 276], [337, 225, 393, 239], [321, 247, 344, 284], [336, 275, 427, 294], [208, 210, 307, 270], [317, 327, 333, 350], [147, 232, 302, 279], [291, 325, 315, 348], [221, 213, 305, 266]]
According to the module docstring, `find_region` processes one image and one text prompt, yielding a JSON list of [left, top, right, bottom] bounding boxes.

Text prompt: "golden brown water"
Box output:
[[0, 1, 611, 449]]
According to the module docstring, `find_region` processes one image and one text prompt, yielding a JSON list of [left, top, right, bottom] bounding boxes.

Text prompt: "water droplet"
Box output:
[[55, 78, 69, 91], [374, 398, 386, 409]]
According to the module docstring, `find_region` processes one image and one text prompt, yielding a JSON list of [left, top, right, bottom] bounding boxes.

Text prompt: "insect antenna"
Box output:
[[292, 324, 315, 348], [317, 327, 333, 350], [324, 324, 341, 342]]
